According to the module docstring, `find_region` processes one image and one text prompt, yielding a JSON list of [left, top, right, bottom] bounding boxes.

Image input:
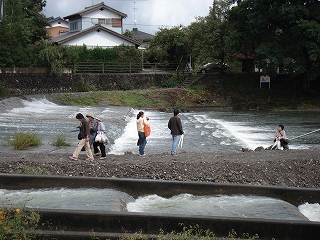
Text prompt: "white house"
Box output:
[[50, 2, 140, 48]]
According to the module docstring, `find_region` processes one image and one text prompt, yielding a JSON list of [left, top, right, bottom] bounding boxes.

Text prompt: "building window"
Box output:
[[70, 21, 78, 31], [98, 18, 112, 26]]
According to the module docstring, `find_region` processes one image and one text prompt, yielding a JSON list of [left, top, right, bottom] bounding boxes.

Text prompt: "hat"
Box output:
[[86, 113, 94, 118], [95, 117, 101, 121]]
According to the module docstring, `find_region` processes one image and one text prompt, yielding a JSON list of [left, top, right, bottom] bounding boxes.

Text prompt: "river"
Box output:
[[0, 96, 319, 154]]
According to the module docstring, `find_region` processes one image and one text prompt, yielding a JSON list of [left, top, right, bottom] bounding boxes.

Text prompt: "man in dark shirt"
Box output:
[[168, 109, 184, 155], [69, 113, 94, 161]]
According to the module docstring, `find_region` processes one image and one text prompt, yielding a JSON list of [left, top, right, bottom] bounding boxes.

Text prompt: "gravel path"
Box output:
[[0, 150, 319, 188]]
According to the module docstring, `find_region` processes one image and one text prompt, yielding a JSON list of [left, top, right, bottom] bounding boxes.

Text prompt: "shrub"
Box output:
[[14, 164, 47, 175], [51, 134, 71, 147], [73, 77, 97, 92], [0, 208, 40, 240], [10, 132, 41, 150]]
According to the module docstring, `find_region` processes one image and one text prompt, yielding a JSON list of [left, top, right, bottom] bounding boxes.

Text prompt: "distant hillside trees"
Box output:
[[147, 0, 320, 87]]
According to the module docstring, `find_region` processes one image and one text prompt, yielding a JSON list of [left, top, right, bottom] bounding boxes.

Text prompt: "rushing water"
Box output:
[[0, 188, 319, 221], [0, 97, 320, 221], [0, 96, 320, 154]]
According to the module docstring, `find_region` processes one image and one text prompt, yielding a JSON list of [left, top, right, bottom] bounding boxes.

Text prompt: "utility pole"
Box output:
[[133, 1, 137, 28]]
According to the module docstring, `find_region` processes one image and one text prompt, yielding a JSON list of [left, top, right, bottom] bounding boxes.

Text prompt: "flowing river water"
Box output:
[[0, 96, 320, 154], [0, 96, 319, 221]]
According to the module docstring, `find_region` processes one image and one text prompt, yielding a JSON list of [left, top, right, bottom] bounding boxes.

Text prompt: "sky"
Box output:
[[43, 0, 213, 34]]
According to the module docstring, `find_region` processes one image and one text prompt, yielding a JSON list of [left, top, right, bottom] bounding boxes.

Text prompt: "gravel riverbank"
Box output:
[[0, 150, 319, 188]]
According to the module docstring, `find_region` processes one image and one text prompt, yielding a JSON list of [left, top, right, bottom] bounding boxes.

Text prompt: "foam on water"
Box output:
[[109, 110, 172, 155], [299, 203, 320, 222], [127, 194, 309, 221]]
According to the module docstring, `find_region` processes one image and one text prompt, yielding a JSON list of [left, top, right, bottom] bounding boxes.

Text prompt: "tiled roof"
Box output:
[[49, 24, 140, 47], [64, 2, 127, 19], [131, 28, 154, 41], [48, 16, 68, 24]]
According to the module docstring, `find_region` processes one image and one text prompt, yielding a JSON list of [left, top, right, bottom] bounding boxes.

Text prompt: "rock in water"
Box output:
[[242, 148, 251, 152], [254, 146, 265, 151]]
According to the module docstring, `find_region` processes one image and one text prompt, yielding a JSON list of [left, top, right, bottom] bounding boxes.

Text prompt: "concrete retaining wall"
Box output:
[[0, 72, 172, 95]]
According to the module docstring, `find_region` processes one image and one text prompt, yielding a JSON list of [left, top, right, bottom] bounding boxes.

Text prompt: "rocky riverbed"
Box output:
[[0, 150, 319, 188]]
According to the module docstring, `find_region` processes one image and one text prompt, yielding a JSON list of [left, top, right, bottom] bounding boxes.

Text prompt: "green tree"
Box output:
[[0, 0, 48, 67], [147, 26, 189, 64], [186, 0, 234, 69], [228, 0, 320, 88]]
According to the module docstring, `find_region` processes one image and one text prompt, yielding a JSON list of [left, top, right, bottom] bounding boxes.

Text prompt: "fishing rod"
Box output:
[[290, 128, 320, 141]]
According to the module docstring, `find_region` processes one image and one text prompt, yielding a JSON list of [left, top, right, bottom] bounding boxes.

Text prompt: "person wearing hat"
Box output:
[[86, 113, 97, 149], [93, 117, 108, 160], [168, 109, 184, 155], [69, 113, 94, 161]]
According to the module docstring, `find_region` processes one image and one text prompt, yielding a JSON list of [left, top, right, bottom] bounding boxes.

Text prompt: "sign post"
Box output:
[[260, 75, 270, 89]]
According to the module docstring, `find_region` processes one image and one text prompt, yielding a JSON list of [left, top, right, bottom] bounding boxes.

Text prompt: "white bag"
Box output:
[[95, 133, 109, 144], [95, 133, 102, 142], [101, 133, 107, 143]]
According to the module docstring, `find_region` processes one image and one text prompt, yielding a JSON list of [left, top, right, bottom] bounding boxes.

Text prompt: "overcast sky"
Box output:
[[44, 0, 213, 34]]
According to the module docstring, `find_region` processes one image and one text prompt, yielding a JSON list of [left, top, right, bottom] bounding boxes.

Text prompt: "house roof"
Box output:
[[49, 24, 140, 47], [131, 28, 154, 41], [64, 2, 127, 19], [48, 16, 68, 24]]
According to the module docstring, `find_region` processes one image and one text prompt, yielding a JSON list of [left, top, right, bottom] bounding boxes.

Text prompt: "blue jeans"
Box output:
[[171, 135, 181, 154], [138, 131, 147, 155]]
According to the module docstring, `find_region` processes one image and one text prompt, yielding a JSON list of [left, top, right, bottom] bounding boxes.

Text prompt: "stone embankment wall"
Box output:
[[0, 68, 173, 95]]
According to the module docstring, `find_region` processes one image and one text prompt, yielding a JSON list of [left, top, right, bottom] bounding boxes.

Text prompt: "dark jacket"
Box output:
[[80, 119, 90, 139], [168, 116, 184, 135]]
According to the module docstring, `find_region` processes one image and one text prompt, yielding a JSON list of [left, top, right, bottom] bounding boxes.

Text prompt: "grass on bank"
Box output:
[[52, 73, 320, 110], [52, 86, 217, 109], [51, 134, 71, 147], [10, 132, 41, 150], [13, 163, 48, 175], [118, 226, 259, 240]]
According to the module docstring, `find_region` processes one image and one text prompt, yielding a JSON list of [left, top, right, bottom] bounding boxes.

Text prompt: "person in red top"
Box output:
[[69, 113, 94, 161]]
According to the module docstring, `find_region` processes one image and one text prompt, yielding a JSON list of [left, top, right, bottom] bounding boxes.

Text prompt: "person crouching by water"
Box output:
[[136, 111, 149, 156], [93, 117, 107, 160], [272, 124, 289, 150], [168, 109, 184, 155], [69, 113, 94, 161]]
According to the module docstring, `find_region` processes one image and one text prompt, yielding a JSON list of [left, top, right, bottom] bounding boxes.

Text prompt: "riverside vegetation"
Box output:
[[51, 73, 320, 111], [0, 208, 40, 240]]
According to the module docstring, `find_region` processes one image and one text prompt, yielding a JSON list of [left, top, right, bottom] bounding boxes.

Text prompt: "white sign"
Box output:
[[260, 75, 270, 89]]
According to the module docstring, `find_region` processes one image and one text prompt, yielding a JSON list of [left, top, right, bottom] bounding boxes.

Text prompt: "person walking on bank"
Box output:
[[136, 111, 149, 156], [86, 113, 97, 148], [93, 117, 108, 160], [69, 113, 94, 161], [168, 109, 184, 155]]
